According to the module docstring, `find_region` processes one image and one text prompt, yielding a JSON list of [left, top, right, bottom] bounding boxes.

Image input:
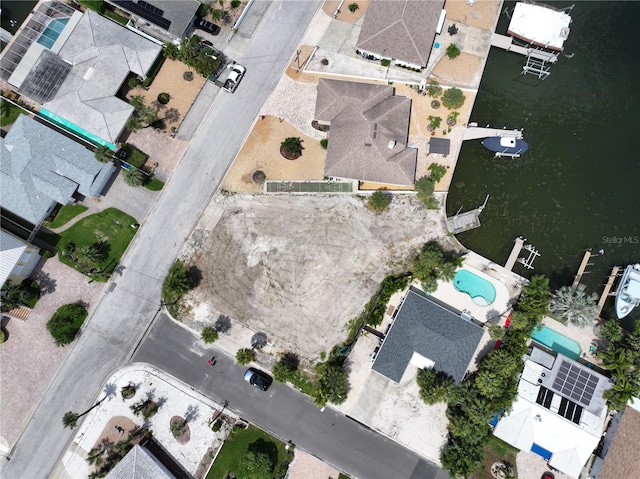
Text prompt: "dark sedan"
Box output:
[[243, 368, 273, 391], [193, 18, 220, 36]]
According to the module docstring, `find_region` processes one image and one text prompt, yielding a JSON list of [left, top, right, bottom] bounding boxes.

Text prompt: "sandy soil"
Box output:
[[221, 116, 326, 193], [431, 52, 484, 86], [445, 0, 502, 30], [182, 194, 447, 359], [127, 59, 206, 134], [322, 0, 369, 23]]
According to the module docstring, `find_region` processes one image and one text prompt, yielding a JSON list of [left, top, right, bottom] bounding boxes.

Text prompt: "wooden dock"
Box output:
[[463, 124, 523, 141], [504, 237, 525, 272], [490, 33, 558, 63], [598, 266, 620, 313], [571, 250, 592, 291], [446, 209, 482, 234]]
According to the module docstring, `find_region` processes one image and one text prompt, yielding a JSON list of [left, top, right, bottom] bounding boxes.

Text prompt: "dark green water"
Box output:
[[447, 1, 640, 320]]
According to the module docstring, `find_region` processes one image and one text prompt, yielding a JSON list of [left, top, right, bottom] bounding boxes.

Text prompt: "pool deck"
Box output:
[[538, 316, 599, 365], [429, 262, 514, 324]]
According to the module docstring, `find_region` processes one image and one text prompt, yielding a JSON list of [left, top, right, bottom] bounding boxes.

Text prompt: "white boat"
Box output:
[[615, 264, 640, 319]]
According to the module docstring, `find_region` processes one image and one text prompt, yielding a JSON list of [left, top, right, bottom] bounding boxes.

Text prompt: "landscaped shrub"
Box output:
[[368, 190, 391, 213], [183, 71, 194, 81], [143, 177, 164, 191], [236, 348, 256, 365], [272, 353, 299, 383], [157, 92, 171, 105], [441, 87, 465, 110], [201, 326, 219, 343], [231, 0, 241, 7], [162, 260, 192, 312], [320, 138, 328, 149], [348, 3, 359, 13], [366, 274, 410, 326], [446, 43, 461, 60], [381, 59, 391, 67], [280, 137, 304, 160], [0, 330, 5, 343], [426, 80, 442, 98], [127, 77, 141, 89], [47, 303, 88, 346], [121, 384, 136, 400]]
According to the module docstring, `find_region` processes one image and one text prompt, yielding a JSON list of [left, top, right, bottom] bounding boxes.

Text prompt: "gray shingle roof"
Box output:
[[105, 445, 175, 479], [372, 287, 484, 384], [356, 0, 445, 67], [0, 115, 116, 224], [25, 9, 162, 144], [314, 79, 417, 186]]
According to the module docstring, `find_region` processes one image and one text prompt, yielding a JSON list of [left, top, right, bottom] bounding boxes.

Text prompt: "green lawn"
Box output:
[[144, 177, 164, 191], [47, 204, 89, 229], [206, 425, 289, 479], [58, 208, 137, 280], [104, 9, 129, 25], [0, 99, 24, 126]]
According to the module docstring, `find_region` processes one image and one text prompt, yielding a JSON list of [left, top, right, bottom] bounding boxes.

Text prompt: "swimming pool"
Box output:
[[453, 269, 496, 306], [531, 326, 582, 360], [37, 17, 69, 48]]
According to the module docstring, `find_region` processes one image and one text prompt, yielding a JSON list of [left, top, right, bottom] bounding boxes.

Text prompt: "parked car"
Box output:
[[193, 18, 220, 36], [243, 367, 272, 391], [222, 63, 246, 93]]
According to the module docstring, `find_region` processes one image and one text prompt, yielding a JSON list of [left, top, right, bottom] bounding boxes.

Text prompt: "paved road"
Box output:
[[134, 314, 446, 479], [1, 2, 322, 478]]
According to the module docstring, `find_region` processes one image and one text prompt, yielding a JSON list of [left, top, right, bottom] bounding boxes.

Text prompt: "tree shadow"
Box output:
[[103, 382, 118, 401], [247, 438, 278, 467], [93, 240, 111, 262], [188, 266, 203, 288], [251, 332, 268, 350], [156, 396, 168, 410], [281, 352, 299, 371], [37, 271, 57, 295], [184, 404, 199, 423], [214, 315, 231, 334], [162, 107, 180, 124]]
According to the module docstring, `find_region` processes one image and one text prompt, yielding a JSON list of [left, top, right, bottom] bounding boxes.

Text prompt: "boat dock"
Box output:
[[598, 266, 621, 313], [504, 237, 525, 271], [490, 33, 558, 63], [571, 250, 592, 291], [446, 195, 489, 235], [463, 124, 523, 141]]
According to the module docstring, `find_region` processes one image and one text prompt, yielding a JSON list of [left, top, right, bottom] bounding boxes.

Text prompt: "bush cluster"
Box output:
[[47, 303, 88, 346]]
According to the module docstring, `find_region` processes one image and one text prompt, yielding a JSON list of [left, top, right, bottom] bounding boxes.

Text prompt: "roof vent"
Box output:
[[388, 140, 396, 149]]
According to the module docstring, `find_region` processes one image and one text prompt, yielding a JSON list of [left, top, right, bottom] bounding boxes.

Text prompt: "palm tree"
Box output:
[[75, 244, 103, 272], [280, 137, 304, 159], [62, 411, 80, 429], [438, 262, 457, 282], [86, 446, 104, 466], [123, 168, 145, 187], [417, 368, 454, 404], [94, 146, 113, 163], [596, 348, 634, 378], [549, 284, 598, 327], [1, 280, 30, 312]]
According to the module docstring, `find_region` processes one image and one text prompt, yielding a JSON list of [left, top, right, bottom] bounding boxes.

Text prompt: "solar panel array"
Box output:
[[112, 1, 171, 30], [551, 360, 599, 407]]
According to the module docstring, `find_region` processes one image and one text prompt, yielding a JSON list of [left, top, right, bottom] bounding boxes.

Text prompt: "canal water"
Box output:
[[446, 1, 640, 321], [1, 1, 38, 36]]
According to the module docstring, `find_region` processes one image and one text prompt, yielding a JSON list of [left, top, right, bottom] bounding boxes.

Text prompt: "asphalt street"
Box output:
[[134, 314, 447, 479], [1, 2, 323, 477]]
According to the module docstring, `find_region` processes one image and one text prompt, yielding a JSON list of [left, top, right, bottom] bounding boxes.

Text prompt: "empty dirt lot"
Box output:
[[182, 194, 458, 359]]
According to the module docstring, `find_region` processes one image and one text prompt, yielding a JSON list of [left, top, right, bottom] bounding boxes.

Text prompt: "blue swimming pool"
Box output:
[[37, 17, 69, 49], [531, 326, 582, 360], [453, 269, 496, 306]]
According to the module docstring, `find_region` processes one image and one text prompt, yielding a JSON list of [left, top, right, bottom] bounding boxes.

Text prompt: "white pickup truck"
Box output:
[[222, 63, 246, 93]]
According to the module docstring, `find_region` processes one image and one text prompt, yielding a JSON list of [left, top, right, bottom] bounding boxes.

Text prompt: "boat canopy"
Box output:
[[507, 3, 572, 51]]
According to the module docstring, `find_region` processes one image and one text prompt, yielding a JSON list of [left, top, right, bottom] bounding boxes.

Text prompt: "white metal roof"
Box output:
[[0, 229, 28, 287], [507, 2, 572, 51], [494, 358, 608, 478]]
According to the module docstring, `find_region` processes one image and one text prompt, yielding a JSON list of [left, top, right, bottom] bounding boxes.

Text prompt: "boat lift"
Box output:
[[517, 241, 541, 270]]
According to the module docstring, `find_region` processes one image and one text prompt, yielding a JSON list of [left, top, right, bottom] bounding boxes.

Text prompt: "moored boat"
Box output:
[[616, 264, 640, 319], [481, 136, 529, 158]]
